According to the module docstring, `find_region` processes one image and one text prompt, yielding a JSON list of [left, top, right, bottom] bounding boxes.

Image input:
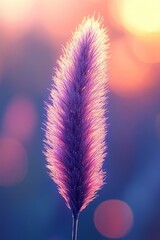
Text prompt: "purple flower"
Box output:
[[44, 16, 109, 227]]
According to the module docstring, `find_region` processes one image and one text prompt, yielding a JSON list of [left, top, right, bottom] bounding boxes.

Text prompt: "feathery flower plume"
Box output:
[[44, 16, 109, 240]]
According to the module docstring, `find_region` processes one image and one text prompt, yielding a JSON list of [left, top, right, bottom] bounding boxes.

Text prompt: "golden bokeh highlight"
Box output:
[[120, 0, 160, 37], [109, 0, 160, 37], [108, 0, 160, 63]]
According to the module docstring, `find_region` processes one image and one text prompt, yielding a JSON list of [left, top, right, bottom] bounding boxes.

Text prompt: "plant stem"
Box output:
[[72, 213, 79, 240]]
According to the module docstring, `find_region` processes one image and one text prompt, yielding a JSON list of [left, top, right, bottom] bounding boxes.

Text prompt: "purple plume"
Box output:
[[44, 16, 109, 238]]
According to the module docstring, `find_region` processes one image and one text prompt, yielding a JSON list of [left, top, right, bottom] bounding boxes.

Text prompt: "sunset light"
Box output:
[[120, 0, 160, 36]]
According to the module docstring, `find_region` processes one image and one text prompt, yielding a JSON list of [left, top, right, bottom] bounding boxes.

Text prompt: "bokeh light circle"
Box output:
[[94, 200, 134, 239], [3, 96, 37, 142], [109, 0, 160, 37], [120, 0, 160, 36], [0, 137, 28, 186]]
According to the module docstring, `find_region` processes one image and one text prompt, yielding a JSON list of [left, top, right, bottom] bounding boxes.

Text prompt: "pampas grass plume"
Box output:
[[44, 16, 109, 240]]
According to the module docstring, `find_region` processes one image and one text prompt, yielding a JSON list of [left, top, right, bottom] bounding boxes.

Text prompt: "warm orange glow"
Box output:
[[108, 0, 160, 48], [120, 0, 160, 37], [106, 0, 124, 31], [130, 36, 160, 63], [94, 200, 134, 238], [88, 0, 101, 3], [39, 0, 87, 41], [110, 38, 152, 97], [0, 0, 35, 39], [0, 0, 35, 24]]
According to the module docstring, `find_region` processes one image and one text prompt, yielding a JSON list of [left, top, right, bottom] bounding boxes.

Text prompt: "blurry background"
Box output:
[[0, 0, 160, 239]]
